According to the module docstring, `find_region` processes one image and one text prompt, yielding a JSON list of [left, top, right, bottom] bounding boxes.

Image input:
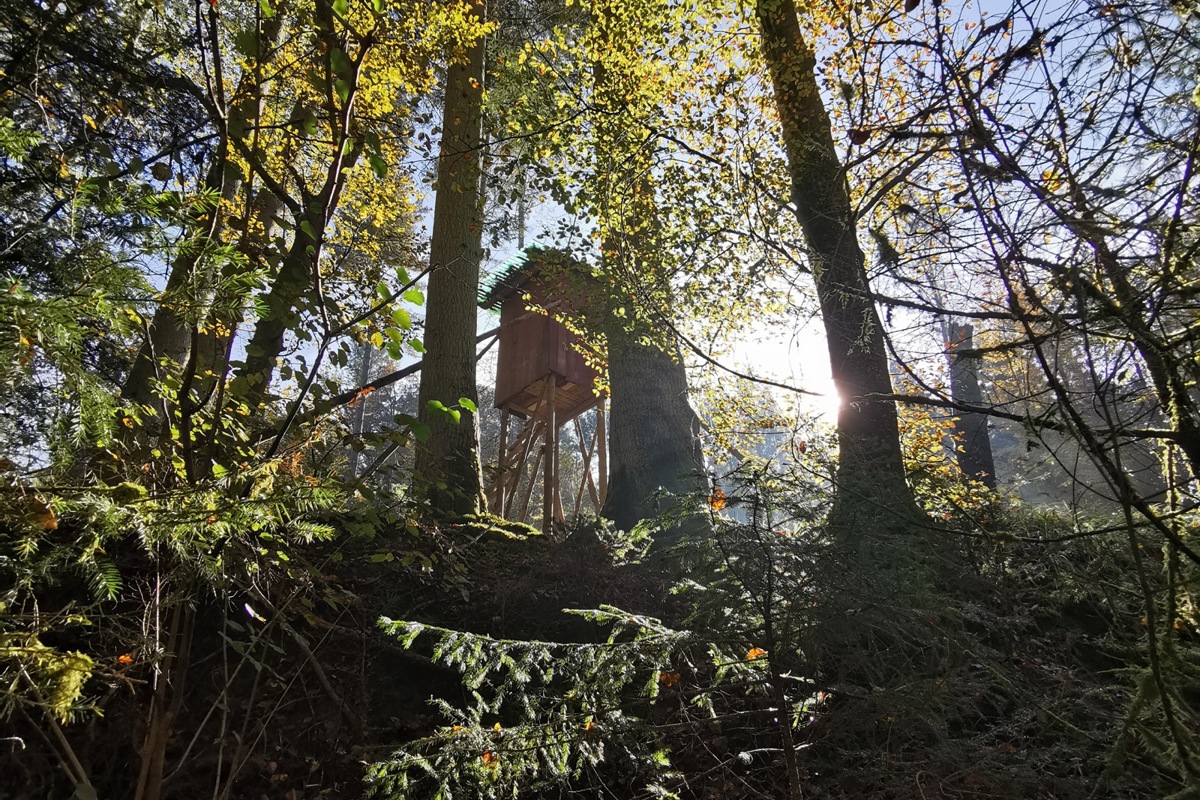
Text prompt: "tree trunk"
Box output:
[[414, 0, 486, 516], [589, 4, 706, 543], [754, 0, 919, 541], [122, 8, 287, 413], [348, 340, 373, 478], [121, 153, 238, 409], [601, 314, 706, 538], [234, 207, 323, 411], [947, 322, 997, 488]]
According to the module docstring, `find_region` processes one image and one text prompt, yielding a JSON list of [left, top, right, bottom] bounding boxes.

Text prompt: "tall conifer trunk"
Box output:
[[414, 0, 486, 515], [754, 0, 920, 542], [947, 322, 997, 487]]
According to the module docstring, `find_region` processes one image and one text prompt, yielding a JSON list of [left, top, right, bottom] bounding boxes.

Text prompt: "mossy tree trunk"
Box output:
[[414, 0, 487, 516], [754, 0, 921, 546], [590, 4, 706, 542], [602, 309, 706, 537]]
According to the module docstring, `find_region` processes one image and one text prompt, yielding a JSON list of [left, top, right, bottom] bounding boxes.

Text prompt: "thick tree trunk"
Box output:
[[947, 322, 997, 487], [414, 0, 486, 516], [601, 315, 706, 537], [589, 5, 706, 542], [754, 0, 919, 539]]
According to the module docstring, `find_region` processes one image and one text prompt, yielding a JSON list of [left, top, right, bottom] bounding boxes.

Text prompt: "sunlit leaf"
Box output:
[[708, 487, 726, 511]]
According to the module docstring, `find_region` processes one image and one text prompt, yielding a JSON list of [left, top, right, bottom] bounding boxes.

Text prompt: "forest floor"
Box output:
[[196, 514, 1191, 798], [3, 506, 1194, 799]]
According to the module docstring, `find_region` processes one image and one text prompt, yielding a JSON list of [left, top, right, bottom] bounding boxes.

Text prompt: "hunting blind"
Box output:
[[480, 248, 608, 533]]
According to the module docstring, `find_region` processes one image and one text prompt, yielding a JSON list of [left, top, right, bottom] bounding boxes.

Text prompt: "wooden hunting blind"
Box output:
[[480, 248, 607, 532]]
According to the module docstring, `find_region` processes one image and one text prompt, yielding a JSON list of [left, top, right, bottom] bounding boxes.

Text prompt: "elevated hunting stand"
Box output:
[[480, 248, 607, 533]]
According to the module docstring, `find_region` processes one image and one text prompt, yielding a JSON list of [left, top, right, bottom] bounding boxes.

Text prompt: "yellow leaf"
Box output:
[[708, 487, 726, 511], [83, 113, 97, 130]]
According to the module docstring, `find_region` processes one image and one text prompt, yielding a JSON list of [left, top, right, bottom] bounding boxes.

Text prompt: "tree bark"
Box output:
[[590, 4, 706, 542], [601, 314, 706, 538], [947, 322, 997, 487], [121, 153, 237, 409], [414, 0, 486, 516], [754, 0, 919, 539]]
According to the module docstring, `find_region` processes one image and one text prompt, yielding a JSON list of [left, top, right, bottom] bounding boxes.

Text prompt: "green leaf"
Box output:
[[396, 414, 431, 442], [425, 400, 461, 425], [299, 220, 316, 241], [376, 281, 390, 300], [458, 397, 478, 413], [391, 307, 412, 330], [395, 266, 410, 285], [409, 339, 426, 354], [212, 463, 228, 479], [332, 0, 349, 17], [258, 0, 275, 18], [233, 28, 259, 58], [386, 341, 402, 360], [369, 153, 388, 179], [410, 420, 431, 442], [402, 287, 424, 304], [334, 79, 350, 105], [371, 0, 386, 12], [330, 48, 353, 79]]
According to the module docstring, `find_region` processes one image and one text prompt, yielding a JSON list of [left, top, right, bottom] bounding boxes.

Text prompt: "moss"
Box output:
[[456, 512, 541, 540]]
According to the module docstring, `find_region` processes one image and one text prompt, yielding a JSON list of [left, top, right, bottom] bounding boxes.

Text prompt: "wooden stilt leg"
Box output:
[[596, 398, 608, 507], [543, 380, 557, 534], [493, 410, 510, 514], [506, 420, 536, 517], [518, 442, 543, 525], [573, 413, 599, 516]]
